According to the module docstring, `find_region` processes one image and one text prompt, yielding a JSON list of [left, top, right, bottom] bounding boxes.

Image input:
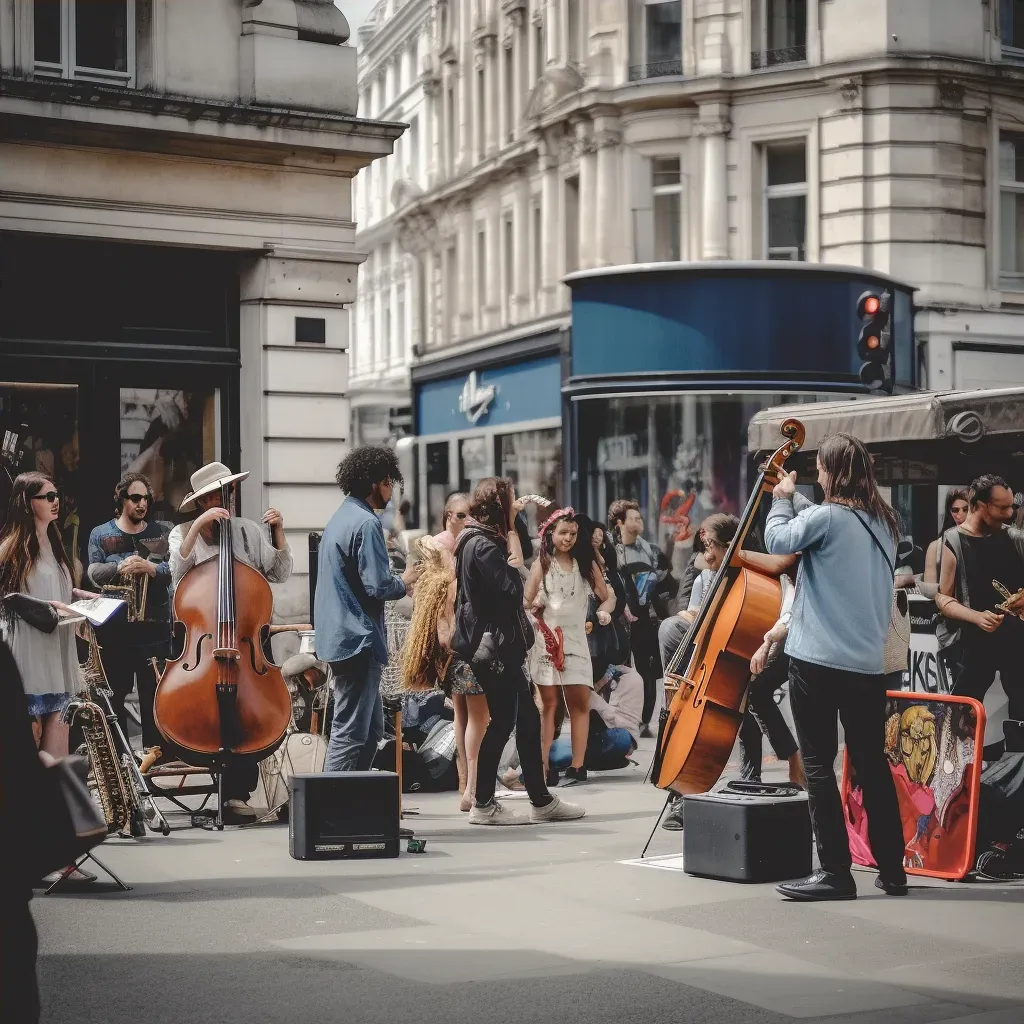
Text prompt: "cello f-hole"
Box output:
[[183, 633, 213, 671], [241, 637, 268, 676]]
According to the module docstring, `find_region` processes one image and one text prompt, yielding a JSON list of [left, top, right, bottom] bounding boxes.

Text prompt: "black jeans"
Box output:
[[739, 655, 799, 780], [788, 658, 905, 880], [103, 645, 164, 749], [947, 645, 1023, 754], [631, 616, 662, 724], [473, 661, 552, 808]]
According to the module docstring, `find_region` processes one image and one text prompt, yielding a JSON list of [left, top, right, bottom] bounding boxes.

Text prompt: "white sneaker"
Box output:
[[468, 799, 529, 825], [529, 795, 586, 823]]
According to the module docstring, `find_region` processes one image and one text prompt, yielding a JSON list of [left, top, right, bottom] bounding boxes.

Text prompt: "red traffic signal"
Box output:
[[855, 289, 893, 393]]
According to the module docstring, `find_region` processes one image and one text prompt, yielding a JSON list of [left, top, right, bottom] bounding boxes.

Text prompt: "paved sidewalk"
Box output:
[[33, 743, 1024, 1024]]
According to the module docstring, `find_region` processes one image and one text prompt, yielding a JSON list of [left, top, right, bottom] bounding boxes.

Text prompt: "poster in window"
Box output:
[[119, 389, 217, 523]]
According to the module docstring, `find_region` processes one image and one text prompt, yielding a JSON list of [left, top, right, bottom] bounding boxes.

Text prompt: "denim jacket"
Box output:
[[314, 496, 405, 664]]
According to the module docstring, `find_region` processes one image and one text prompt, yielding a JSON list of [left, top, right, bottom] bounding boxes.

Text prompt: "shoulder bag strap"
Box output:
[[852, 510, 895, 577]]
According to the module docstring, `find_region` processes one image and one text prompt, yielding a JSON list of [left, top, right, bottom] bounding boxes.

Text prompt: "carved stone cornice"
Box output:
[[397, 209, 439, 255], [694, 120, 731, 138], [938, 78, 966, 109], [838, 77, 860, 105], [440, 42, 458, 65], [501, 0, 528, 20], [473, 20, 498, 56], [592, 128, 621, 150]]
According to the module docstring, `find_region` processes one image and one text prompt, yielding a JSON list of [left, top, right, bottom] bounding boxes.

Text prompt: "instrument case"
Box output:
[[289, 771, 400, 860], [682, 781, 812, 883]]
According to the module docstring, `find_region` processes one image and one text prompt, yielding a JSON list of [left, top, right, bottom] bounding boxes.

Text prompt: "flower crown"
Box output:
[[538, 506, 575, 541]]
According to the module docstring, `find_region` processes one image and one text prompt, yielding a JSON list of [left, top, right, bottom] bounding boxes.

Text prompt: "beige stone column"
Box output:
[[697, 109, 731, 260]]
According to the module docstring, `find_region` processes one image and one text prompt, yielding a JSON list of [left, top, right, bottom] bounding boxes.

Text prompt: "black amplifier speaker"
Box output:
[[289, 771, 400, 860], [682, 781, 812, 883]]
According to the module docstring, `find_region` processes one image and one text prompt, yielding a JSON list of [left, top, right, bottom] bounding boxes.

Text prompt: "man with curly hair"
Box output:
[[317, 445, 421, 772]]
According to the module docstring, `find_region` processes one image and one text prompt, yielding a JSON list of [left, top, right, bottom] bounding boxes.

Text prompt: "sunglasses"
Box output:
[[452, 512, 468, 520], [126, 493, 152, 504], [31, 491, 59, 503]]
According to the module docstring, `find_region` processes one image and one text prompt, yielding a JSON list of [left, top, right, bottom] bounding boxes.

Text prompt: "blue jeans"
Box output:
[[324, 649, 384, 772], [549, 727, 634, 771]]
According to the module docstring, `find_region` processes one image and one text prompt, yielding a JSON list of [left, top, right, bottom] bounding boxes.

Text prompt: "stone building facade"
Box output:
[[0, 0, 400, 617], [353, 0, 1024, 437]]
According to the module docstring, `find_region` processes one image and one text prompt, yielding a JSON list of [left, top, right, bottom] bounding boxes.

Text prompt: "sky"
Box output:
[[337, 0, 378, 43]]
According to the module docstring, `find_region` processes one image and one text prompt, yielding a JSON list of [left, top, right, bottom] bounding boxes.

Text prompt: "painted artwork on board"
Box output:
[[841, 693, 985, 881]]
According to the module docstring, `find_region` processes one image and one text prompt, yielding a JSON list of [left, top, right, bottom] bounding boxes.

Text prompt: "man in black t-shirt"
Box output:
[[937, 474, 1024, 755]]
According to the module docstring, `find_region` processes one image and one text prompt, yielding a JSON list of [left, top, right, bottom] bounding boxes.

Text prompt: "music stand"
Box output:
[[44, 852, 131, 895]]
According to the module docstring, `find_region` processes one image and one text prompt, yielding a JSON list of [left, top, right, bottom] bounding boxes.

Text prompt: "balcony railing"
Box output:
[[751, 44, 807, 69], [628, 58, 684, 81]]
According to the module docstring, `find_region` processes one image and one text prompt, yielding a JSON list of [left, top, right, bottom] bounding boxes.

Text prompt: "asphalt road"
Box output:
[[32, 745, 1024, 1024]]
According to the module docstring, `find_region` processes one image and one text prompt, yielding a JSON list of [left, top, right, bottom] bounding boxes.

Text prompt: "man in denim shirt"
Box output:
[[316, 447, 420, 772]]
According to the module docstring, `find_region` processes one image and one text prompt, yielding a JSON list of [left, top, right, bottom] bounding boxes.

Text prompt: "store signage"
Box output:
[[459, 371, 496, 424]]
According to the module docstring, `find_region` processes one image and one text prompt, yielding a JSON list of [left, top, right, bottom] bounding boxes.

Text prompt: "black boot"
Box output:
[[776, 869, 857, 901], [874, 876, 909, 896]]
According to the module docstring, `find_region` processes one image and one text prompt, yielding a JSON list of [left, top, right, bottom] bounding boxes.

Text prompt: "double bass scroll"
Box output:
[[653, 418, 805, 796]]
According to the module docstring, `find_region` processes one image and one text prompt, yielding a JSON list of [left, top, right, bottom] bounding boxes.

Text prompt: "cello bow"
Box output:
[[652, 417, 806, 795]]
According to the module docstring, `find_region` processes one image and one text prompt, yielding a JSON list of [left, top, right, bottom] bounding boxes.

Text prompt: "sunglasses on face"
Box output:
[[31, 491, 59, 503], [452, 512, 468, 520], [126, 493, 152, 505]]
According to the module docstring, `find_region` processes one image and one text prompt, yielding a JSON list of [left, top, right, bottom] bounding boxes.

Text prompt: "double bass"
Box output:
[[153, 484, 292, 772], [653, 418, 805, 795]]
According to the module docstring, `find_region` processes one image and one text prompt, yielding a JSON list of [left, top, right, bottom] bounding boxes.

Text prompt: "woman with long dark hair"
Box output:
[[0, 472, 82, 758], [453, 477, 584, 824], [766, 433, 907, 901], [525, 508, 615, 785], [922, 487, 969, 585]]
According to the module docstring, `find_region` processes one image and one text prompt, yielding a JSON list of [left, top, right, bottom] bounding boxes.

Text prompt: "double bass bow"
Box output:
[[652, 418, 805, 796], [153, 484, 291, 772]]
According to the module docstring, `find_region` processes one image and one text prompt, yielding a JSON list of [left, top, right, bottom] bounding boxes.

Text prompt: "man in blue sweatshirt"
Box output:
[[766, 432, 907, 902]]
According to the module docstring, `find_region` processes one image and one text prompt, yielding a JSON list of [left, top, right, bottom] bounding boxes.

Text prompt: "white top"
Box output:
[[529, 558, 593, 689], [8, 549, 82, 699], [168, 518, 293, 589]]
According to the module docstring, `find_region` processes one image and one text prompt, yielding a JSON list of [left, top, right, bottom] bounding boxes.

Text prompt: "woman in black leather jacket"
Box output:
[[453, 478, 585, 826]]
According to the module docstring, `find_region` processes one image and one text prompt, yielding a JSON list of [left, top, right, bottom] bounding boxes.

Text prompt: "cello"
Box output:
[[153, 484, 292, 780], [652, 418, 805, 795]]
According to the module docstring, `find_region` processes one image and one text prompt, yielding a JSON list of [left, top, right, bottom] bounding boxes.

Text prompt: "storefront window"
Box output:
[[119, 388, 218, 523], [497, 427, 563, 535], [459, 436, 489, 497], [578, 392, 824, 568], [1, 382, 82, 578], [426, 441, 450, 534]]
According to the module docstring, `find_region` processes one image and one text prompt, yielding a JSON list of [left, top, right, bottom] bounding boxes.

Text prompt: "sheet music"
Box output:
[[62, 597, 126, 626]]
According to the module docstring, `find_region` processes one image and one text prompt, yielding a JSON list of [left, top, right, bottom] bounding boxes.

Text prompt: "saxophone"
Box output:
[[64, 625, 170, 837], [64, 633, 142, 837]]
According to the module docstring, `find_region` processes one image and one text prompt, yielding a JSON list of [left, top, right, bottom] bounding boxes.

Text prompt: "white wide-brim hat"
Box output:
[[178, 462, 250, 513]]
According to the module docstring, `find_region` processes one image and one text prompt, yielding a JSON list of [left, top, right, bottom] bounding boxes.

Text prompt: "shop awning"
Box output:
[[748, 387, 1024, 455]]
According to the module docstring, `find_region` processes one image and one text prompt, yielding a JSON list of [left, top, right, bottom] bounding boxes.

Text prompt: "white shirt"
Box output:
[[168, 518, 293, 589]]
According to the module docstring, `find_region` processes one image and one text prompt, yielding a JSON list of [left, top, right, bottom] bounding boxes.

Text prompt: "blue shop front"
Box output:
[[564, 262, 917, 554], [408, 331, 567, 535]]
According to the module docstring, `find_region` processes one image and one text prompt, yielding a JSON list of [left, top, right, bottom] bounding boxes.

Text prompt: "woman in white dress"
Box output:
[[0, 472, 83, 758], [526, 509, 615, 786]]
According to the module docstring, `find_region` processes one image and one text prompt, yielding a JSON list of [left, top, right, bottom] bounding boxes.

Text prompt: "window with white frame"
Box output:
[[35, 0, 134, 85], [443, 243, 458, 342], [445, 84, 456, 176], [502, 212, 514, 318], [1002, 1, 1024, 60], [503, 44, 515, 143], [532, 200, 543, 299], [999, 133, 1024, 286], [763, 141, 807, 260], [652, 156, 683, 261], [751, 0, 807, 70], [476, 227, 487, 313], [396, 283, 406, 360]]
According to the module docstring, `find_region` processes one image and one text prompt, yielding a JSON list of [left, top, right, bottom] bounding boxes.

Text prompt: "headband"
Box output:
[[538, 506, 575, 541]]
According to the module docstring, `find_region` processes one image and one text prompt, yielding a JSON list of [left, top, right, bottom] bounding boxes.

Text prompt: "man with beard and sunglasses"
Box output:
[[87, 471, 175, 759]]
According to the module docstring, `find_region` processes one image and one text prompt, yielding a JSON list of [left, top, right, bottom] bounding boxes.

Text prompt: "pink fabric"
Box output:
[[432, 530, 457, 554], [845, 786, 878, 867]]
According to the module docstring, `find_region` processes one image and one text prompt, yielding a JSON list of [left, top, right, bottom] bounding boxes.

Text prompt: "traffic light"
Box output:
[[856, 289, 893, 394]]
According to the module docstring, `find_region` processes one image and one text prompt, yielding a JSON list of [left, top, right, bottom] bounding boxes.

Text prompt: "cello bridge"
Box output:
[[213, 647, 242, 662]]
